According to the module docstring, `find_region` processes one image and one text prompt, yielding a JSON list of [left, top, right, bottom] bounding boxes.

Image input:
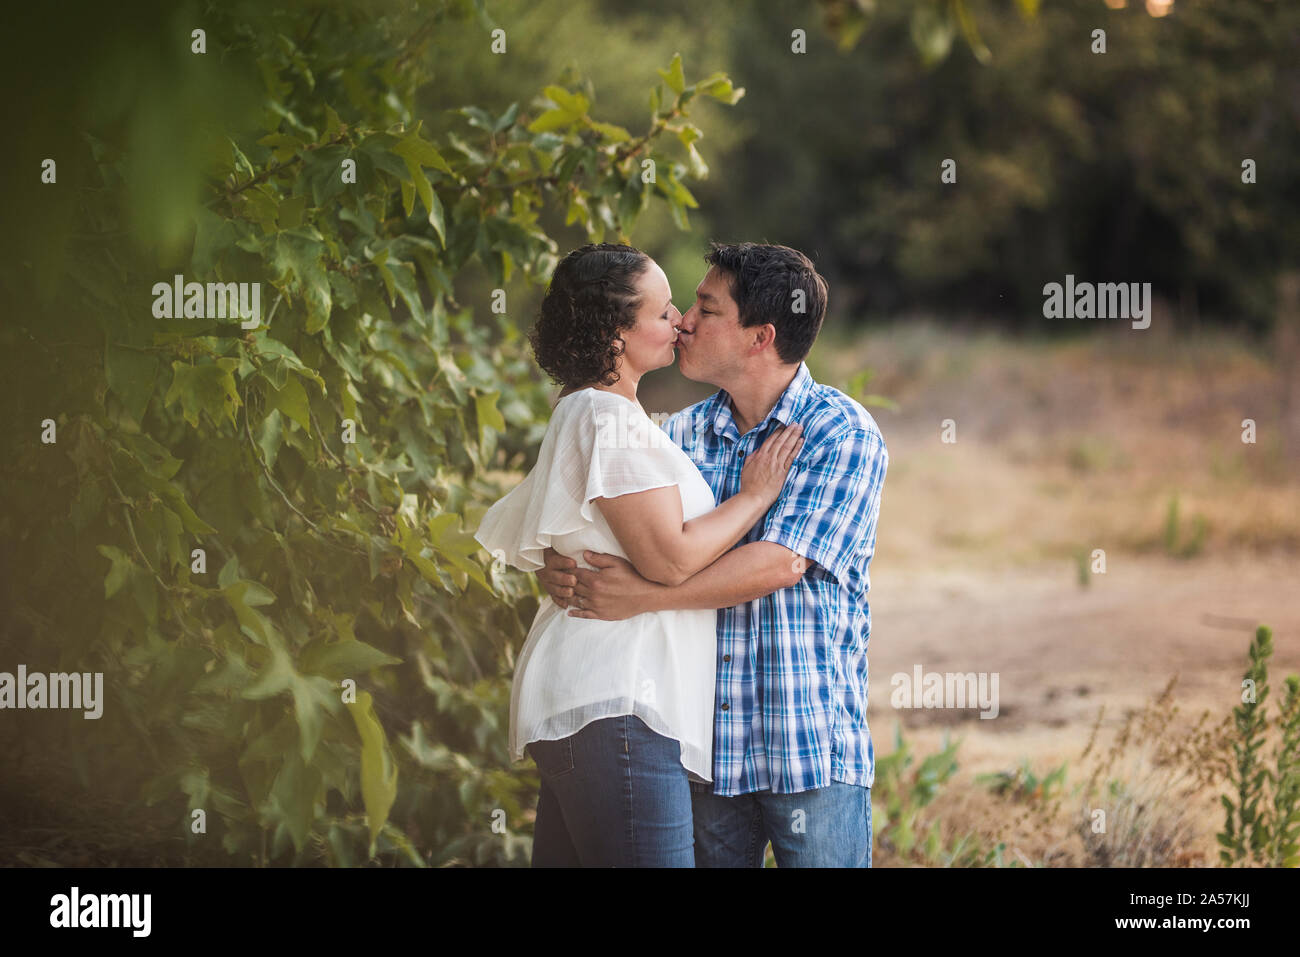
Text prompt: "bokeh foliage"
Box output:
[[711, 0, 1298, 330], [0, 0, 738, 865]]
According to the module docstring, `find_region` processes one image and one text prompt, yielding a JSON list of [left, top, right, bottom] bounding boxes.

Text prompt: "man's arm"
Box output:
[[564, 541, 805, 620]]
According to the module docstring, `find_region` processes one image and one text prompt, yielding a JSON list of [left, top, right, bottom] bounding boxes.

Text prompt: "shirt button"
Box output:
[[722, 654, 731, 663], [720, 703, 729, 711]]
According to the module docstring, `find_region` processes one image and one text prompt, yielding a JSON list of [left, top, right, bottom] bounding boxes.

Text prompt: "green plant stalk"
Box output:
[[1219, 626, 1272, 865], [1269, 674, 1300, 866]]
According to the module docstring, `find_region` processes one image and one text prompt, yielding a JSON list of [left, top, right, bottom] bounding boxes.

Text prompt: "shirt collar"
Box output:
[[707, 361, 815, 441]]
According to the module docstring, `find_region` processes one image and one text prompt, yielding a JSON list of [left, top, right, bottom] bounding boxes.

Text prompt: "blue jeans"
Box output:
[[527, 714, 695, 867], [689, 780, 872, 867]]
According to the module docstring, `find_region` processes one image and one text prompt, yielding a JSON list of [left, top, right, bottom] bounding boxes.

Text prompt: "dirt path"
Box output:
[[868, 554, 1300, 775]]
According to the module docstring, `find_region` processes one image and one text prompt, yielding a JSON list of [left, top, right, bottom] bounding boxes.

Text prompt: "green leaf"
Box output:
[[290, 671, 339, 764], [403, 157, 436, 222], [241, 633, 294, 697], [323, 103, 342, 136], [696, 72, 744, 104], [347, 690, 399, 855], [685, 142, 708, 179], [300, 638, 402, 681], [164, 361, 242, 429], [541, 84, 589, 117], [589, 120, 631, 143], [475, 390, 506, 441], [493, 102, 519, 133], [528, 108, 579, 134], [657, 53, 686, 95], [263, 372, 312, 436], [224, 579, 278, 646], [371, 247, 396, 306], [230, 138, 255, 179], [530, 131, 565, 152], [393, 129, 453, 174], [257, 132, 305, 164], [426, 187, 446, 247], [911, 4, 957, 66], [273, 233, 332, 331], [105, 342, 159, 423], [96, 545, 133, 599], [277, 194, 307, 230], [458, 106, 496, 132], [266, 746, 321, 855]]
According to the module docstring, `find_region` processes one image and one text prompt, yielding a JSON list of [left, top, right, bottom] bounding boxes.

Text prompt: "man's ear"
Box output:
[[750, 323, 777, 353]]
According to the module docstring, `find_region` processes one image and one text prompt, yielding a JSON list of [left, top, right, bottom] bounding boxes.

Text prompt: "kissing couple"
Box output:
[[474, 241, 888, 867]]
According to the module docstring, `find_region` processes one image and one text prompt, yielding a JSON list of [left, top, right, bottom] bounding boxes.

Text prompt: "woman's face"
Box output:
[[614, 260, 681, 377]]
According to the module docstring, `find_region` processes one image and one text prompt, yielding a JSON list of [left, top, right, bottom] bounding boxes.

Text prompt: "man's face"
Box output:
[[674, 265, 750, 387]]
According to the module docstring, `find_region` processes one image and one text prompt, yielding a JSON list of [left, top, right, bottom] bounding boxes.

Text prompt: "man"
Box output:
[[537, 242, 888, 867]]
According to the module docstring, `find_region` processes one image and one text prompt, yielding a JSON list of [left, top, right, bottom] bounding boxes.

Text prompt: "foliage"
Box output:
[[0, 0, 738, 865], [817, 0, 1042, 62], [1219, 625, 1300, 867], [976, 758, 1067, 804], [709, 0, 1298, 329], [873, 723, 1012, 866], [1162, 493, 1207, 558]]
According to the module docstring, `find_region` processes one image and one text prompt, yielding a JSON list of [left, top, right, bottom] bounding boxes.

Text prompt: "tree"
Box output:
[[0, 0, 739, 865]]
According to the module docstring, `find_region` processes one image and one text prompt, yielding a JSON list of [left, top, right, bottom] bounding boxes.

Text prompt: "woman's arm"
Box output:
[[592, 423, 803, 587]]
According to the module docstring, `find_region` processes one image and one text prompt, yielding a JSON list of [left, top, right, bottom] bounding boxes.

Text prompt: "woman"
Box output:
[[474, 243, 803, 867]]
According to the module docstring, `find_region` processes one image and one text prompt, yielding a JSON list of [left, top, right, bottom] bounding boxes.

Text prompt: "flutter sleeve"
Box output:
[[473, 390, 682, 571]]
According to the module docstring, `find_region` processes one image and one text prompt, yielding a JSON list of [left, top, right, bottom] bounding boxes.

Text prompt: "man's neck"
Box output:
[[725, 362, 801, 436]]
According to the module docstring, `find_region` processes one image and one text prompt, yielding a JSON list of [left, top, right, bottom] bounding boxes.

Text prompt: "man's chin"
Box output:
[[676, 362, 709, 384]]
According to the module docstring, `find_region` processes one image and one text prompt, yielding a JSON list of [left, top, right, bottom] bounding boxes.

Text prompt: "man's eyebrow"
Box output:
[[695, 290, 717, 302]]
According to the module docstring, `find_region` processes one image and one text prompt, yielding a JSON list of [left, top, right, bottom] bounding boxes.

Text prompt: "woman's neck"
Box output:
[[559, 378, 639, 404]]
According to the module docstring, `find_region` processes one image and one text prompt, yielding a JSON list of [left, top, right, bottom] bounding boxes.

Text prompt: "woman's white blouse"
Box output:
[[473, 387, 718, 782]]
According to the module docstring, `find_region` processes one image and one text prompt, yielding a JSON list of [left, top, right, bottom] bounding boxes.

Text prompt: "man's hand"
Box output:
[[567, 550, 664, 621], [537, 547, 579, 608]]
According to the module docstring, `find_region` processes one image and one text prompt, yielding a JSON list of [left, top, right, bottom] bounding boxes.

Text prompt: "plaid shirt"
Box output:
[[662, 362, 888, 795]]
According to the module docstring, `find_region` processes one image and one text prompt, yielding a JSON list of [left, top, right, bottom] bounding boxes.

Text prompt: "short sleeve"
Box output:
[[758, 426, 887, 594], [473, 391, 682, 571], [581, 395, 683, 520]]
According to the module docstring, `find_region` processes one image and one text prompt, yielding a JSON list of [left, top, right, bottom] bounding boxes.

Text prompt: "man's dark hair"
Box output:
[[704, 241, 828, 364], [528, 243, 651, 388]]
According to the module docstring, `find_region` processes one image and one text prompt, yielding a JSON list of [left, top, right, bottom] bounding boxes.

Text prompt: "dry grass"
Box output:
[[804, 321, 1300, 566], [868, 676, 1248, 867]]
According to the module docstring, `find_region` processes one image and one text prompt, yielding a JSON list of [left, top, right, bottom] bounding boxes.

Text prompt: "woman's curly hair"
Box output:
[[528, 243, 651, 389]]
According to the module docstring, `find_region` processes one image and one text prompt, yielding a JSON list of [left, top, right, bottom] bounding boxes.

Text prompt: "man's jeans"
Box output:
[[689, 779, 872, 867], [527, 714, 695, 867]]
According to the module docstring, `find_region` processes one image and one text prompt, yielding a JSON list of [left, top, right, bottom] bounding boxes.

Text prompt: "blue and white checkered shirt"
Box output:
[[662, 361, 888, 795]]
